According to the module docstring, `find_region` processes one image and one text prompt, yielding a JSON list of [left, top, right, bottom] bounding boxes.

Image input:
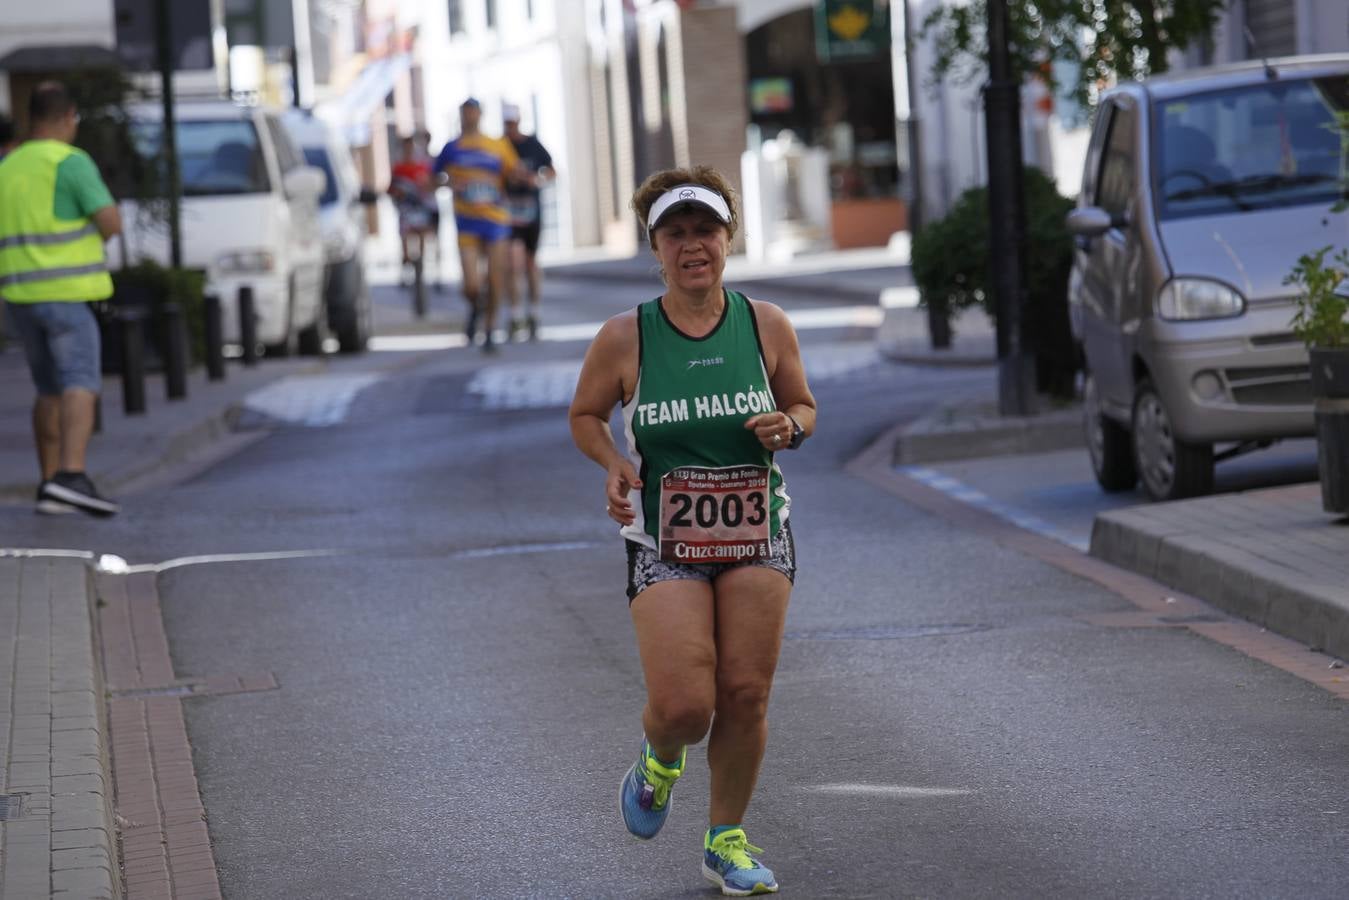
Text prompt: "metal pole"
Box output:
[[162, 303, 188, 400], [238, 285, 258, 367], [120, 311, 147, 415], [204, 294, 226, 381], [155, 0, 183, 269], [984, 0, 1035, 415]]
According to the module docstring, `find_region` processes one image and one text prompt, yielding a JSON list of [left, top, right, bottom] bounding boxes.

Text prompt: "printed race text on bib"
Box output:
[[659, 465, 770, 563]]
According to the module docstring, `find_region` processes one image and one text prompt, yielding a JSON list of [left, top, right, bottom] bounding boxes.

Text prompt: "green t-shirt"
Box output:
[[53, 149, 114, 221]]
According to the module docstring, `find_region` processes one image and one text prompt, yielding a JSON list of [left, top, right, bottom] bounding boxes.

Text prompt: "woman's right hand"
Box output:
[[605, 459, 643, 525]]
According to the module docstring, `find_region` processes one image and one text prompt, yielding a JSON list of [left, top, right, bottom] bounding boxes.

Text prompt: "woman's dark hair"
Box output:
[[29, 81, 76, 125]]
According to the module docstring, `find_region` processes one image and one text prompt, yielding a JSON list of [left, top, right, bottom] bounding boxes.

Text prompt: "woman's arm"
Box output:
[[745, 300, 817, 448], [568, 313, 642, 524]]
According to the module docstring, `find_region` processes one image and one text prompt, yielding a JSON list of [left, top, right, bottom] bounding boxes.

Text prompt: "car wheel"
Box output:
[[337, 269, 369, 354], [1084, 371, 1136, 492], [1132, 378, 1214, 501]]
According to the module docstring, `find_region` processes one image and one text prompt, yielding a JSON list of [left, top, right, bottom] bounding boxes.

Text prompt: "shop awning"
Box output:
[[0, 45, 121, 73], [316, 53, 411, 146]]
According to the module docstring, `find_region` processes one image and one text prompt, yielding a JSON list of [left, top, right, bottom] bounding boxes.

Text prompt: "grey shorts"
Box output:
[[4, 301, 101, 396], [625, 520, 796, 602]]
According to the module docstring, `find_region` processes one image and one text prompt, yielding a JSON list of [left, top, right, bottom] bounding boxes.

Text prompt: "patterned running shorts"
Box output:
[[624, 520, 796, 602]]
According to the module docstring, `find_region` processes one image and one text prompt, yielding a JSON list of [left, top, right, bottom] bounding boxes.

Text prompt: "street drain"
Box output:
[[784, 623, 991, 641], [0, 794, 23, 821]]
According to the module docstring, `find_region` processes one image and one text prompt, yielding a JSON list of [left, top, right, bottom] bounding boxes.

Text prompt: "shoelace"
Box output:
[[641, 754, 683, 810], [710, 831, 765, 870]]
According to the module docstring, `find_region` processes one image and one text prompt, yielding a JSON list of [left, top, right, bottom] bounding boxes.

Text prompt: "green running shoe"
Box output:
[[702, 828, 778, 896], [619, 740, 684, 839]]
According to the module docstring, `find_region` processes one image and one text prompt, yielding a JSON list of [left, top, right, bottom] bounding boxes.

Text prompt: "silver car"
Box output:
[[1067, 54, 1349, 501]]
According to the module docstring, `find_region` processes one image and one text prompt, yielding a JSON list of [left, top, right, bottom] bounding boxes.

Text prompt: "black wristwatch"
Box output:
[[786, 414, 806, 450]]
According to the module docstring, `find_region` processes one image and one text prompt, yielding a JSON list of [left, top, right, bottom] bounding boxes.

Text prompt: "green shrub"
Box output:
[[912, 166, 1078, 398], [111, 260, 207, 365]]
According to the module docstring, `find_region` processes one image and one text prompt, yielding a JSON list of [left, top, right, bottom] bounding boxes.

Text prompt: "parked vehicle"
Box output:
[[281, 109, 375, 353], [1066, 54, 1349, 501], [120, 100, 327, 355]]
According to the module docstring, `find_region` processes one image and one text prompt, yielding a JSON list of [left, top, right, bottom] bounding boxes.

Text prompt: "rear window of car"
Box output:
[[1154, 74, 1349, 219], [301, 147, 339, 206], [133, 118, 271, 197]]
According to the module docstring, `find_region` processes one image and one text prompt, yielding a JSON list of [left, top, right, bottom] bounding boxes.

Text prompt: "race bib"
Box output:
[[463, 181, 500, 205], [658, 465, 771, 564], [508, 195, 539, 226]]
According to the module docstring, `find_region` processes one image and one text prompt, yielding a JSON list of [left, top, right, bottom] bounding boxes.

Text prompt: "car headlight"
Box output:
[[217, 250, 276, 274], [1157, 278, 1245, 321]]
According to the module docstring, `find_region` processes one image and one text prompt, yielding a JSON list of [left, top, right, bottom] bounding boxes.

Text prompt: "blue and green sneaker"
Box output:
[[702, 828, 778, 896], [619, 740, 685, 840]]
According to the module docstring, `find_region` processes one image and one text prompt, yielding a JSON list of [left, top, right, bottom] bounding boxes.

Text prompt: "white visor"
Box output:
[[646, 184, 732, 232]]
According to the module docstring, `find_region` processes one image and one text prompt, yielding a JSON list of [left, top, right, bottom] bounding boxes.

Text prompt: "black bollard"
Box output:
[[162, 303, 188, 400], [204, 294, 225, 381], [119, 310, 146, 415], [238, 285, 258, 367]]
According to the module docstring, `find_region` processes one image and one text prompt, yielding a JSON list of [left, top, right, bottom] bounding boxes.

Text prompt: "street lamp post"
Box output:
[[983, 0, 1035, 415]]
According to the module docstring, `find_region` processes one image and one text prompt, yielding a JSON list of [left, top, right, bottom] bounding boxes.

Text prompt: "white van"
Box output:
[[120, 100, 327, 354]]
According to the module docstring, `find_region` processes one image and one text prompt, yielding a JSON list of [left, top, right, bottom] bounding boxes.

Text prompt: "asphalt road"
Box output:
[[8, 264, 1349, 899]]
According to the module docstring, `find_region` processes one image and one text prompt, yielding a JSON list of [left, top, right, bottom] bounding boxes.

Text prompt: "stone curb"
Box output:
[[1089, 508, 1349, 662], [893, 401, 1085, 465], [1, 555, 120, 900]]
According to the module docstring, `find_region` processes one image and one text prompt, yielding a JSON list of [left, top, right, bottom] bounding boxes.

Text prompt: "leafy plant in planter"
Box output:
[[911, 166, 1078, 399], [1285, 245, 1349, 514]]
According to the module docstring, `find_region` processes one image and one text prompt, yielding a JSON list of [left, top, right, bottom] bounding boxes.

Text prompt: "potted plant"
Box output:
[[1286, 245, 1349, 514]]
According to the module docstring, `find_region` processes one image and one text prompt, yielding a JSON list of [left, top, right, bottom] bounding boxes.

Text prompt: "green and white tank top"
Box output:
[[620, 289, 790, 555]]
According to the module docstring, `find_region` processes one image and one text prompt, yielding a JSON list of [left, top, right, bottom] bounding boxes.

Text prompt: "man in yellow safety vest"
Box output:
[[0, 81, 122, 516]]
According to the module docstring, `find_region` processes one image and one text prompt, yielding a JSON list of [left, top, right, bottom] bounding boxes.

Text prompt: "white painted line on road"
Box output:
[[880, 286, 920, 308], [0, 548, 96, 559], [900, 466, 1090, 552], [243, 373, 383, 427], [449, 541, 603, 559], [369, 305, 884, 353], [123, 550, 338, 574], [808, 784, 973, 798]]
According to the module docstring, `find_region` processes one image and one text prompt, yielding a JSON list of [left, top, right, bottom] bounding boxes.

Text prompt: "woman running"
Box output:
[[569, 165, 815, 896]]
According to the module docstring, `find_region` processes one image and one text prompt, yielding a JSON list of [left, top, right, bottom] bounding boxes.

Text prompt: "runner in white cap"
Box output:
[[569, 165, 816, 895]]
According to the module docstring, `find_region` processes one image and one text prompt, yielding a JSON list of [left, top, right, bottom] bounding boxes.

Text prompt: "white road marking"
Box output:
[[808, 784, 973, 797], [123, 550, 338, 574], [448, 541, 602, 559], [369, 305, 884, 353], [242, 373, 383, 427], [900, 466, 1090, 551], [0, 548, 96, 560]]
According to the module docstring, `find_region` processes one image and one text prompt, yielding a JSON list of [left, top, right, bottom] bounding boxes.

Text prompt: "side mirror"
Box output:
[[1065, 206, 1113, 238], [357, 187, 379, 206], [283, 165, 326, 200]]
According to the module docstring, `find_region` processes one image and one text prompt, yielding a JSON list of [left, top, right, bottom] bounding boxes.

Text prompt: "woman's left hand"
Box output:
[[745, 413, 795, 450]]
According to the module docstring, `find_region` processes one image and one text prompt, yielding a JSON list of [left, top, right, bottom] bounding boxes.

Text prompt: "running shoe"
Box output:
[[465, 307, 479, 345], [619, 740, 685, 840], [702, 828, 778, 896], [35, 484, 77, 515], [40, 472, 118, 518], [527, 314, 539, 341]]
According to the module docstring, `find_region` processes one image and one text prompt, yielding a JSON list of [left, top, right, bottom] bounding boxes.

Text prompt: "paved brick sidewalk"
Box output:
[[1091, 483, 1349, 662], [0, 554, 118, 900]]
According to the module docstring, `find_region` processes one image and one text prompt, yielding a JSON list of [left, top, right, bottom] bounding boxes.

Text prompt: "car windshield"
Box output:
[[301, 147, 339, 206], [1154, 74, 1348, 219], [132, 119, 270, 196]]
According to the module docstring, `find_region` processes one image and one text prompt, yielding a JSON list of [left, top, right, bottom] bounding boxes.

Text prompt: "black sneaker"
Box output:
[[527, 315, 539, 342], [40, 471, 118, 518], [35, 484, 78, 516], [482, 332, 498, 354]]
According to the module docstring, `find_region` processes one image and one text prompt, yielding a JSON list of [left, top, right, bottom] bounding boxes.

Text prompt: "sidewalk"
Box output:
[[1091, 483, 1349, 662], [0, 350, 321, 505], [1, 553, 117, 900]]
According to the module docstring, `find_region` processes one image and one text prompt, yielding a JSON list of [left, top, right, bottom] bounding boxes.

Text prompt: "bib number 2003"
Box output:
[[659, 465, 771, 563]]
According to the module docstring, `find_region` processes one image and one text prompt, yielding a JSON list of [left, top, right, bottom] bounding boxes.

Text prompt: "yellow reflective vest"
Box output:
[[0, 140, 113, 303]]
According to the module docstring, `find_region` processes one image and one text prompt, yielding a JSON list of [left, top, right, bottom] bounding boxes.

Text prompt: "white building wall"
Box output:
[[416, 0, 599, 250], [1202, 0, 1349, 65]]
